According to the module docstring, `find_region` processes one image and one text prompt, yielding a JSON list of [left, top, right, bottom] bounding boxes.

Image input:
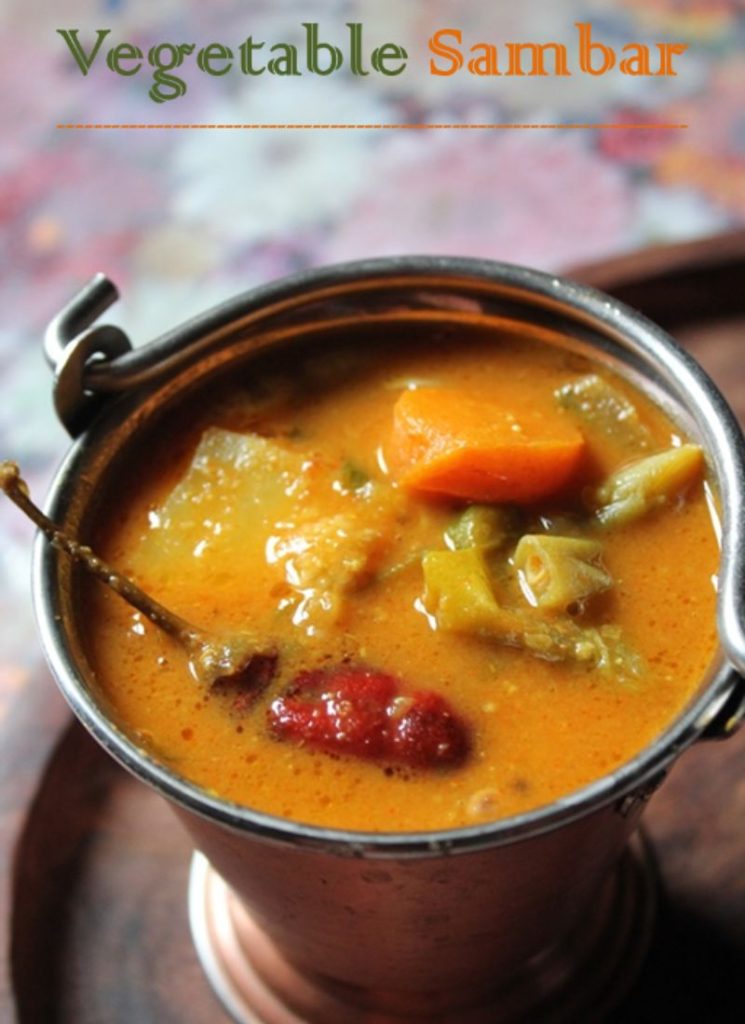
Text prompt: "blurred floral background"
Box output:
[[1, 0, 745, 711]]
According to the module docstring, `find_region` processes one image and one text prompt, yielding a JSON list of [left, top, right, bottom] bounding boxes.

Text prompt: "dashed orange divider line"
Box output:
[[55, 122, 689, 130]]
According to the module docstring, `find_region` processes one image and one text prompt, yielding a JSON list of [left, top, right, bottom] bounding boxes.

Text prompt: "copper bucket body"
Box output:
[[182, 809, 657, 1023], [33, 259, 745, 1022]]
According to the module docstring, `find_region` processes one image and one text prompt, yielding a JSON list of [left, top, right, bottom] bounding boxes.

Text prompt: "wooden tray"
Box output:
[[3, 234, 745, 1023]]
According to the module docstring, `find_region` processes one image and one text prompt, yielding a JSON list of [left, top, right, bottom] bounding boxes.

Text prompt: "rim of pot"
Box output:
[[32, 256, 745, 859]]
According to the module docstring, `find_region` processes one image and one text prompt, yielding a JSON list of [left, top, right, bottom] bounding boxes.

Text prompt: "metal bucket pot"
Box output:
[[34, 258, 745, 1023]]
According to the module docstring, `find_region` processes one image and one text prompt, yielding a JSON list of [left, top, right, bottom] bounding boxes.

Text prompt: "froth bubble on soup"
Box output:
[[82, 329, 719, 832]]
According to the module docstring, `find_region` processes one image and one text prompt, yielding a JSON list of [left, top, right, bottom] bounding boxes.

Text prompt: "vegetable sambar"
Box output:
[[82, 327, 719, 831]]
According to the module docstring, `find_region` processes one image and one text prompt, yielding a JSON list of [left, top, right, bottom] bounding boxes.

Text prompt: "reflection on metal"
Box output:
[[42, 259, 745, 677], [44, 274, 132, 435], [187, 837, 658, 1024], [33, 259, 745, 1021]]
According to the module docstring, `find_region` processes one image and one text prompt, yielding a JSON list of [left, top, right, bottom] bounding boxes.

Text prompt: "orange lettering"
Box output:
[[506, 42, 569, 76], [467, 42, 499, 76], [429, 29, 463, 76], [656, 42, 687, 75], [620, 43, 650, 76], [577, 22, 615, 75]]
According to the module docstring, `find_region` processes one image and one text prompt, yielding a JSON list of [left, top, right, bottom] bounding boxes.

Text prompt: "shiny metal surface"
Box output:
[[44, 273, 132, 435], [31, 258, 745, 1020], [35, 259, 745, 852], [43, 259, 745, 681], [187, 832, 658, 1023]]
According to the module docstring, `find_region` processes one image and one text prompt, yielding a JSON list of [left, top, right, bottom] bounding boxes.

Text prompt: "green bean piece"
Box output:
[[594, 444, 704, 528], [520, 621, 644, 681], [514, 535, 612, 612], [421, 548, 642, 682], [445, 504, 518, 551], [556, 374, 651, 450]]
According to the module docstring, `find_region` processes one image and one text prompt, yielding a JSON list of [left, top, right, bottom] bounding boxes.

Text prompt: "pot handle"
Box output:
[[44, 274, 133, 436], [698, 671, 745, 741]]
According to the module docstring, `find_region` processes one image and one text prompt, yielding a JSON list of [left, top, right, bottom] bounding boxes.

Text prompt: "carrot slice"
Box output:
[[390, 388, 585, 503]]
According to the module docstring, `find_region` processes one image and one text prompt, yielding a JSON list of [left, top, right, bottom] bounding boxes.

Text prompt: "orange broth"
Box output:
[[82, 331, 719, 831]]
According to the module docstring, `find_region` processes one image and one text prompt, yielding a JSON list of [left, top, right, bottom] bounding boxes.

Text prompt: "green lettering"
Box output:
[[197, 43, 233, 76], [106, 41, 143, 76], [267, 43, 299, 76], [372, 42, 408, 76], [147, 42, 194, 103], [303, 22, 342, 75], [347, 22, 368, 76], [239, 36, 265, 74], [56, 28, 110, 75]]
